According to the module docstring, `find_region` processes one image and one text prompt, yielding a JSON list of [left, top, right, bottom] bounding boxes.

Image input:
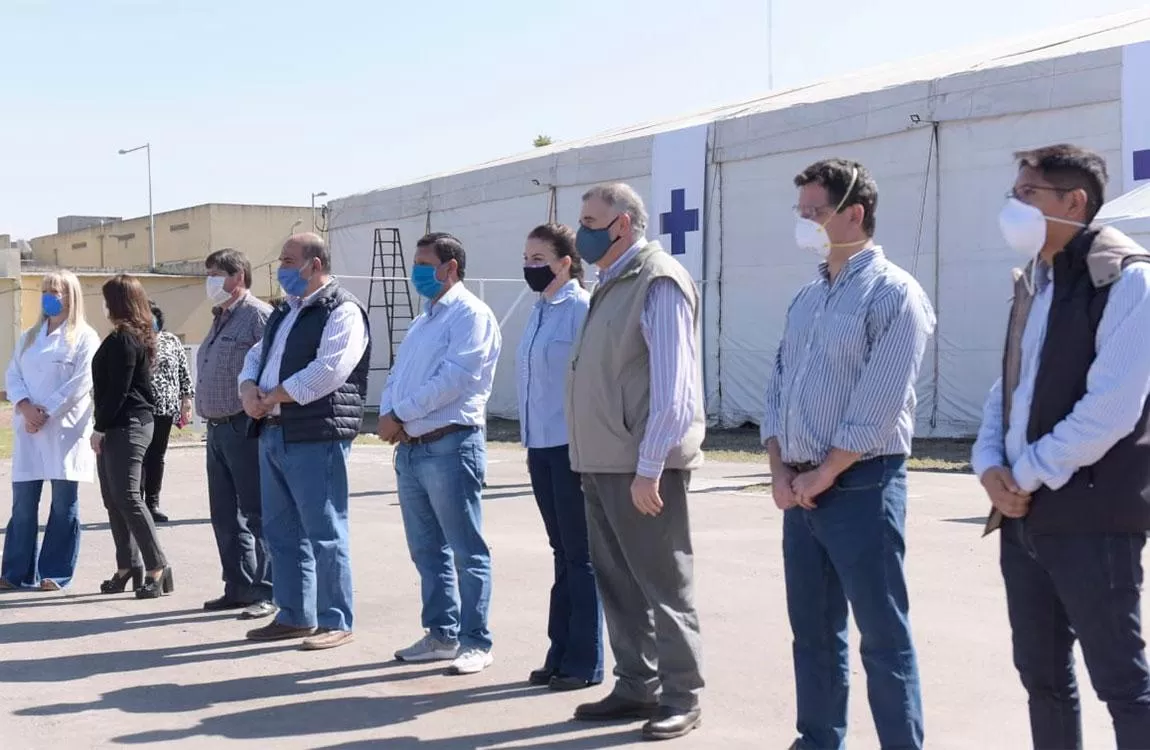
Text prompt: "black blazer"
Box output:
[[92, 329, 155, 432]]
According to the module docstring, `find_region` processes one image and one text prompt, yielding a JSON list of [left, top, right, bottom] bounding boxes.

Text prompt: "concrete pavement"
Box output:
[[0, 443, 1123, 748]]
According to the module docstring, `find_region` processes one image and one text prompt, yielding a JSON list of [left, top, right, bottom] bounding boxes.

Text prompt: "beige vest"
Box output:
[[566, 241, 706, 474]]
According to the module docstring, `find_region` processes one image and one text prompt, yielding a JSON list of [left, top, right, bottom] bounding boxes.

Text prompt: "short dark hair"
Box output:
[[293, 235, 331, 272], [793, 158, 879, 236], [149, 300, 164, 331], [205, 248, 253, 288], [527, 223, 585, 287], [417, 232, 467, 280], [1014, 144, 1109, 221]]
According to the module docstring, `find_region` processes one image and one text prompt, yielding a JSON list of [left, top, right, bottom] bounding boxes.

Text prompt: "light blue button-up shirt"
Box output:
[[380, 282, 502, 439], [516, 279, 590, 449]]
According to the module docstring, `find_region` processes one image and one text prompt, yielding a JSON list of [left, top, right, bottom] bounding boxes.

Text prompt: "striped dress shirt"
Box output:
[[239, 281, 369, 415], [596, 239, 699, 479], [971, 261, 1150, 491], [761, 247, 935, 464]]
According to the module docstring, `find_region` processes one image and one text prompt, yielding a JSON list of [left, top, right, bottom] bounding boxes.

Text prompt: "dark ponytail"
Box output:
[[527, 223, 585, 288]]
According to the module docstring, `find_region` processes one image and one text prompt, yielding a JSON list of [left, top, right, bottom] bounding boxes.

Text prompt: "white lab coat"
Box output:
[[6, 322, 101, 483]]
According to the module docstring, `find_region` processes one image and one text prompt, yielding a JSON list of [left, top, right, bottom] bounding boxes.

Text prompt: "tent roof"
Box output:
[[339, 8, 1150, 203]]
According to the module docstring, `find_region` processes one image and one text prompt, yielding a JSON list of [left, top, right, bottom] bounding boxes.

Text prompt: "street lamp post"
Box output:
[[311, 191, 328, 232], [118, 143, 155, 271]]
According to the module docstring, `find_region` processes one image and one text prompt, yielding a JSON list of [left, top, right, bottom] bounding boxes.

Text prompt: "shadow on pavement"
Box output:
[[0, 608, 241, 645], [0, 517, 211, 536], [0, 639, 293, 682]]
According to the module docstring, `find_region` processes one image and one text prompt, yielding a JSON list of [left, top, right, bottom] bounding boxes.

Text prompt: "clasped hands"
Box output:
[[376, 412, 409, 445], [17, 400, 48, 434], [241, 384, 284, 420], [771, 464, 836, 511]]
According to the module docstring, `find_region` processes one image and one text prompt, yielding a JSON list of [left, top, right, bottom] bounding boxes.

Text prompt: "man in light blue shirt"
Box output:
[[377, 232, 502, 676]]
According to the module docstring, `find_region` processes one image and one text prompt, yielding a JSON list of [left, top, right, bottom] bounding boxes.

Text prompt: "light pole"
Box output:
[[118, 143, 155, 271], [311, 191, 327, 232]]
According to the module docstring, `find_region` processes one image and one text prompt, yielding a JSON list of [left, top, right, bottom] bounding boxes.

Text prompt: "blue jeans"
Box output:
[[783, 455, 923, 750], [395, 427, 492, 651], [259, 426, 354, 631], [1000, 520, 1150, 749], [527, 445, 604, 683], [2, 480, 80, 588], [207, 416, 272, 603]]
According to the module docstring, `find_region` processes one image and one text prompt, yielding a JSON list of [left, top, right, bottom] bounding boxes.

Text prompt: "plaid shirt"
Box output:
[[196, 292, 272, 419]]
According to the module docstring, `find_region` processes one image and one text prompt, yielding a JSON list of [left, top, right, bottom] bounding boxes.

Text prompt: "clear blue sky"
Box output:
[[1, 0, 1146, 239]]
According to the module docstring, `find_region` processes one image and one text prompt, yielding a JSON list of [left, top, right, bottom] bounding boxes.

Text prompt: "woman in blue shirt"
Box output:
[[516, 223, 603, 691]]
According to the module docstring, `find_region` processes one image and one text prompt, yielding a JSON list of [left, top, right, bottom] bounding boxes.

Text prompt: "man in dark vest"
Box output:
[[238, 232, 371, 651], [972, 144, 1150, 749]]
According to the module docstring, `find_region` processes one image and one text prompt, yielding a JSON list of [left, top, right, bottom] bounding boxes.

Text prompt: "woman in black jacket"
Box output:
[[92, 274, 173, 599]]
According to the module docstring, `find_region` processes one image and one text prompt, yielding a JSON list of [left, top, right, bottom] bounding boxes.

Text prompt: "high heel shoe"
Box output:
[[136, 567, 174, 599], [100, 568, 144, 594]]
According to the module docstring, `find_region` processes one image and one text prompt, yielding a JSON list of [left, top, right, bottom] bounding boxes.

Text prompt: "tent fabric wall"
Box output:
[[327, 15, 1145, 437]]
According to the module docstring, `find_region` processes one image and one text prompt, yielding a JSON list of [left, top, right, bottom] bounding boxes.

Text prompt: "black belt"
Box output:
[[785, 462, 819, 474], [207, 413, 244, 427], [263, 416, 282, 427], [406, 423, 475, 445]]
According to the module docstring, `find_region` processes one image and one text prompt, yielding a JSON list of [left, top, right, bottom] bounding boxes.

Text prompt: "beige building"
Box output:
[[0, 203, 318, 398], [28, 203, 315, 300]]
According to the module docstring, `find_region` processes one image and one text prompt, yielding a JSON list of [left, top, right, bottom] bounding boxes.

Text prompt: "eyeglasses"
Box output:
[[1008, 184, 1071, 203], [793, 204, 837, 221]]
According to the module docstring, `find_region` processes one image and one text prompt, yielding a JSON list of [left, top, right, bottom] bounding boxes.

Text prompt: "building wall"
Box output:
[[28, 203, 310, 277]]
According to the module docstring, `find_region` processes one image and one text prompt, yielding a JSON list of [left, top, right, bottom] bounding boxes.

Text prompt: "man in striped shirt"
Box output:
[[566, 183, 706, 742], [762, 159, 935, 750]]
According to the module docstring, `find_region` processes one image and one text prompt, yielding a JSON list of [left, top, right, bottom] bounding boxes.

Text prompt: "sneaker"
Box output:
[[394, 633, 459, 663], [449, 648, 494, 675]]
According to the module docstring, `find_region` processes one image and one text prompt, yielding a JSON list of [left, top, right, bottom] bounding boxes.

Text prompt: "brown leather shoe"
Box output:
[[301, 628, 354, 651], [246, 621, 316, 641]]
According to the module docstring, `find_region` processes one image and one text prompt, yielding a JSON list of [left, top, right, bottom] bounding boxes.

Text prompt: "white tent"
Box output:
[[329, 8, 1150, 438]]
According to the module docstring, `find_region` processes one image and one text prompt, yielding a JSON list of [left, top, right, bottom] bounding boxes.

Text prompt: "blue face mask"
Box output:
[[152, 318, 160, 332], [575, 215, 621, 264], [41, 293, 63, 318], [277, 266, 310, 297], [411, 264, 445, 299]]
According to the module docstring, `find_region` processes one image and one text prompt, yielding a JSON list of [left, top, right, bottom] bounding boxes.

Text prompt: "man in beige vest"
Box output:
[[566, 182, 706, 742]]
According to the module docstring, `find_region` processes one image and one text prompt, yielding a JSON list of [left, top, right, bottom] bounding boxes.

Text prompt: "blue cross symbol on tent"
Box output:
[[659, 188, 700, 256], [1136, 149, 1150, 182]]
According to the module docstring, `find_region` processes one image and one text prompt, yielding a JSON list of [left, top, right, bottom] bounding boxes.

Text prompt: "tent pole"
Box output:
[[930, 120, 942, 431]]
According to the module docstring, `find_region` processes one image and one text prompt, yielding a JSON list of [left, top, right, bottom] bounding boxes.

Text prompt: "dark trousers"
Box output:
[[1000, 519, 1150, 749], [583, 469, 703, 711], [206, 416, 272, 603], [97, 420, 167, 571], [141, 414, 174, 510], [527, 445, 604, 683], [783, 456, 923, 750]]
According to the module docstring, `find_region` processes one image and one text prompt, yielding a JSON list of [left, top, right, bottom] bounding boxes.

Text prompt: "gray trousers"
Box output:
[[582, 470, 704, 710], [97, 420, 167, 571]]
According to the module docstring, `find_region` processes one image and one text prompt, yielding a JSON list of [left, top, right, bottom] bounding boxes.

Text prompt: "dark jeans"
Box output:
[[1000, 519, 1150, 749], [527, 445, 604, 683], [783, 455, 923, 750], [97, 420, 167, 571], [141, 414, 174, 510], [206, 416, 272, 603]]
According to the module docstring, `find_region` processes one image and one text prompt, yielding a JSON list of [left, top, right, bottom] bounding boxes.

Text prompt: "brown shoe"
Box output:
[[246, 621, 316, 641], [301, 628, 355, 651]]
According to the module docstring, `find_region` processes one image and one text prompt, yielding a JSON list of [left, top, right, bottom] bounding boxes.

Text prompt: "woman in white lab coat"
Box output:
[[1, 270, 101, 590]]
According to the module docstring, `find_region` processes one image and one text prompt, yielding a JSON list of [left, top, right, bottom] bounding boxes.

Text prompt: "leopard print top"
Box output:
[[150, 331, 194, 417]]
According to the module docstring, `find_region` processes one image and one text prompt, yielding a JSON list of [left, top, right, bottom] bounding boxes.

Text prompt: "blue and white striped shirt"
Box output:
[[971, 261, 1150, 491], [379, 282, 502, 439], [516, 279, 590, 449], [761, 247, 936, 464]]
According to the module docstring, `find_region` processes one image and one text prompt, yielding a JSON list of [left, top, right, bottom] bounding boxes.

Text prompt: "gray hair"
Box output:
[[582, 183, 648, 235]]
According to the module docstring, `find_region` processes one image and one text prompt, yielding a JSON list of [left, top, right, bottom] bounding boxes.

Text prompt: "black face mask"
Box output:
[[523, 265, 556, 293]]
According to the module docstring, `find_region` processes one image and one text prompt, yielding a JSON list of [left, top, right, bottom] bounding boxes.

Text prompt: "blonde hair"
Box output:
[[23, 270, 86, 352]]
